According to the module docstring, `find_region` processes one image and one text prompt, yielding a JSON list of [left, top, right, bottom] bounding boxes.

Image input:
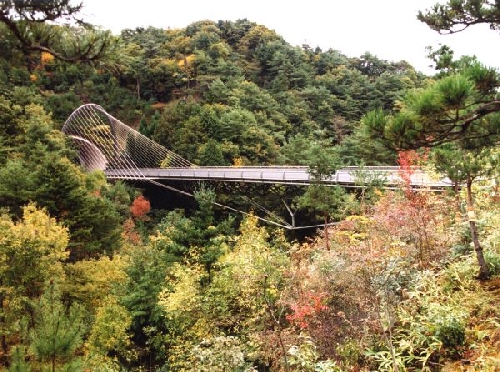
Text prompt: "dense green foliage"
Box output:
[[1, 0, 500, 371]]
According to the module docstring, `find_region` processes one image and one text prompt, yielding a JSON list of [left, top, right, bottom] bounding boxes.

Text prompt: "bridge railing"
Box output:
[[104, 165, 455, 189]]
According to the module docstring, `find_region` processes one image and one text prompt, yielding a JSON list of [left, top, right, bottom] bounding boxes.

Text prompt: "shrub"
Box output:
[[485, 250, 500, 276]]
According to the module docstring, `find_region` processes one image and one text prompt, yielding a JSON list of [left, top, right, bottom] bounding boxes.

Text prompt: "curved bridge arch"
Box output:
[[67, 135, 108, 171], [62, 104, 192, 178]]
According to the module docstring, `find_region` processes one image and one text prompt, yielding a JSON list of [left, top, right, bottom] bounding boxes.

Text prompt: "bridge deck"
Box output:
[[104, 166, 454, 189]]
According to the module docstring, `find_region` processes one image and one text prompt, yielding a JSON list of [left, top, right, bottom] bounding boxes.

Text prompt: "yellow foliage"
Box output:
[[233, 157, 244, 166], [63, 255, 128, 309], [209, 42, 230, 58], [87, 295, 132, 355], [177, 54, 196, 67], [40, 51, 55, 65], [214, 214, 288, 324], [154, 58, 177, 70], [158, 263, 203, 316], [0, 204, 69, 296], [0, 204, 69, 263], [29, 74, 38, 82]]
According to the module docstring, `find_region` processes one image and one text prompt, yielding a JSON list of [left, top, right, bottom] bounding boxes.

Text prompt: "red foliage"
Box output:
[[130, 195, 150, 220], [286, 292, 328, 329], [123, 218, 141, 244], [397, 150, 419, 187], [372, 190, 450, 267], [397, 149, 429, 205]]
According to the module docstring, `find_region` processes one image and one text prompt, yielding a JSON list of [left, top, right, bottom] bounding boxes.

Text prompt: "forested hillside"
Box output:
[[0, 0, 500, 371]]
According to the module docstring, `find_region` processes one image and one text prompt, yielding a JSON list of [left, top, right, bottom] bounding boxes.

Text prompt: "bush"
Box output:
[[432, 311, 466, 349], [367, 270, 470, 371], [442, 255, 479, 292], [485, 250, 500, 276]]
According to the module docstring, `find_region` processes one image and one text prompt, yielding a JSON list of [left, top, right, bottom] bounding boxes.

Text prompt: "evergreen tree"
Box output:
[[298, 141, 347, 249], [418, 0, 500, 34], [30, 281, 86, 372], [8, 345, 31, 372]]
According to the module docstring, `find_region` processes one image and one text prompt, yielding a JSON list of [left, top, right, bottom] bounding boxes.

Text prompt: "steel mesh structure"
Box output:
[[62, 104, 193, 179]]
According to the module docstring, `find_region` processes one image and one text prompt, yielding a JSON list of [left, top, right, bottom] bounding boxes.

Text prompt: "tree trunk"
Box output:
[[454, 180, 461, 221], [136, 78, 141, 99], [466, 177, 490, 280], [324, 212, 330, 251]]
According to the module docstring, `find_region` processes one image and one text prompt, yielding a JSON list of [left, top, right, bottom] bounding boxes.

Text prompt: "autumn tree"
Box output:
[[362, 2, 500, 278], [62, 255, 128, 311], [159, 214, 290, 371], [0, 204, 69, 362], [130, 195, 151, 220], [86, 295, 133, 368]]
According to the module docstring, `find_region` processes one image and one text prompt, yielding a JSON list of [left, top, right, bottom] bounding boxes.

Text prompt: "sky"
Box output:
[[80, 0, 500, 75]]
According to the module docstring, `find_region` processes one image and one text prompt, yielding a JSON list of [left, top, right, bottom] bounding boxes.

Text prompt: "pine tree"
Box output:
[[30, 281, 86, 372], [8, 346, 31, 372]]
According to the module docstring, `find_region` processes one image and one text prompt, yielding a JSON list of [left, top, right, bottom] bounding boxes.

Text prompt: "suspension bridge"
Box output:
[[62, 104, 453, 189]]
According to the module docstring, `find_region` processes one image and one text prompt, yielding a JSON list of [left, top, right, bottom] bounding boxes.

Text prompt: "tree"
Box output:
[[425, 44, 457, 73], [130, 195, 151, 221], [121, 244, 171, 368], [0, 95, 24, 154], [197, 139, 226, 165], [298, 141, 347, 249], [337, 124, 398, 165], [0, 204, 68, 296], [0, 102, 123, 259], [33, 155, 123, 260], [363, 2, 500, 271], [152, 186, 234, 280], [30, 281, 86, 372], [0, 204, 69, 359], [432, 143, 500, 279], [363, 61, 500, 149], [362, 1, 500, 148], [119, 27, 177, 101], [87, 295, 133, 366], [159, 214, 290, 371], [62, 255, 128, 311], [418, 0, 500, 34], [0, 0, 113, 64]]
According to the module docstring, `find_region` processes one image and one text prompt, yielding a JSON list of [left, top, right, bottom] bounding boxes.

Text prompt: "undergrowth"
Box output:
[[365, 253, 500, 372]]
